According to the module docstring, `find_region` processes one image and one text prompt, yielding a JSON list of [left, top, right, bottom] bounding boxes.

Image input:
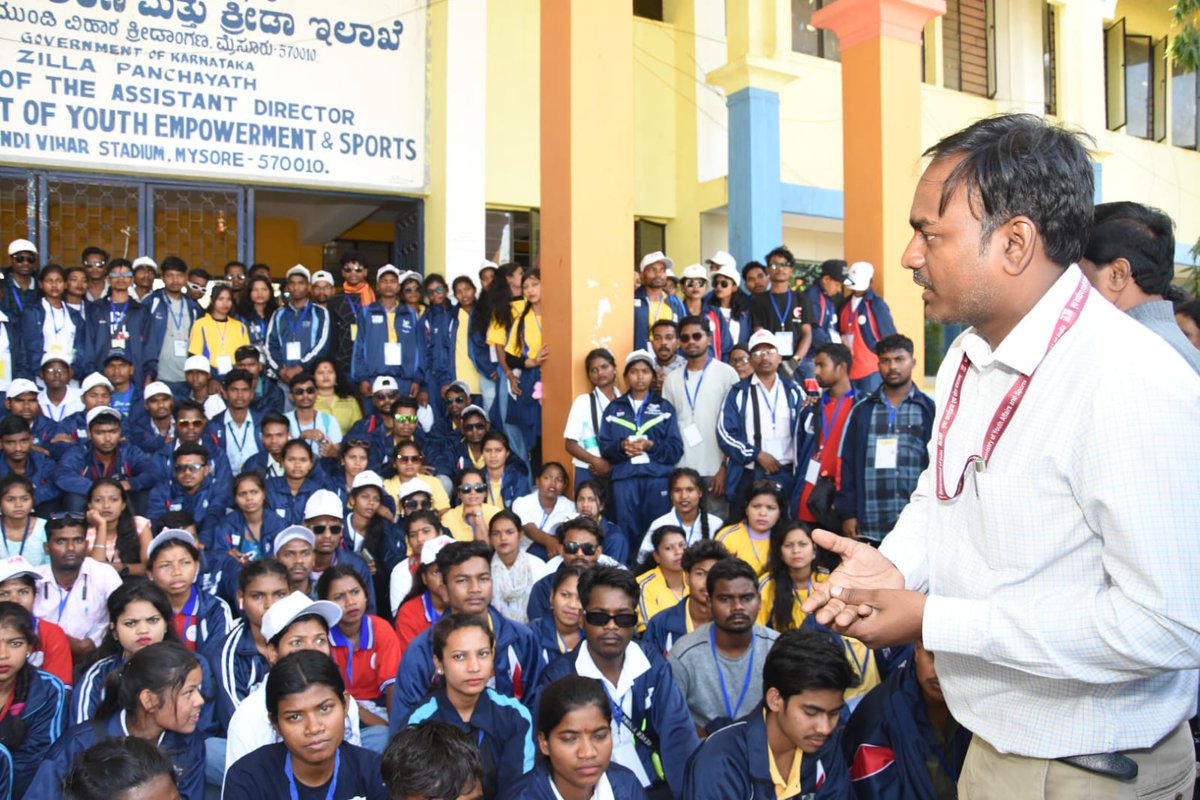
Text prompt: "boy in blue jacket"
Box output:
[[265, 265, 331, 386], [351, 264, 428, 397], [54, 406, 161, 511], [682, 628, 855, 800]]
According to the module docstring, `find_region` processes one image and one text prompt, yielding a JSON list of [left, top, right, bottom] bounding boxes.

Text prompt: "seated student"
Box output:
[[319, 563, 402, 752], [401, 614, 536, 798], [0, 474, 47, 565], [152, 400, 234, 509], [5, 377, 64, 456], [85, 477, 153, 577], [241, 411, 294, 479], [326, 439, 383, 512], [393, 534, 453, 651], [344, 470, 404, 603], [635, 525, 688, 631], [28, 641, 205, 800], [306, 489, 377, 613], [680, 629, 855, 800], [447, 402, 491, 477], [33, 513, 124, 662], [210, 472, 286, 606], [529, 566, 699, 798], [101, 349, 143, 417], [146, 528, 233, 663], [511, 462, 577, 558], [0, 604, 61, 795], [383, 440, 452, 514], [54, 405, 161, 512], [644, 539, 729, 657], [637, 467, 723, 563], [285, 370, 344, 462], [59, 736, 183, 800], [528, 565, 584, 668], [234, 345, 286, 415], [264, 439, 325, 525], [0, 554, 72, 685], [272, 525, 319, 598], [0, 415, 60, 512], [388, 511, 443, 617], [479, 431, 530, 509], [443, 468, 504, 542], [388, 541, 543, 732], [215, 559, 290, 731], [524, 516, 612, 625], [224, 591, 364, 770], [842, 642, 969, 800], [175, 355, 222, 410], [667, 557, 780, 735], [714, 480, 785, 577], [49, 372, 110, 453], [381, 720, 485, 800], [203, 368, 263, 474], [388, 395, 454, 479], [346, 376, 402, 471], [572, 479, 628, 568], [490, 509, 550, 624], [224, 650, 388, 799], [37, 353, 85, 426], [799, 618, 882, 714], [125, 381, 178, 456], [146, 442, 226, 536], [502, 674, 648, 800], [757, 522, 826, 631]]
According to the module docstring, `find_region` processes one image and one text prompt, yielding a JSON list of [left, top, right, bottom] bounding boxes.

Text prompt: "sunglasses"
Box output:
[[713, 279, 734, 289], [447, 396, 467, 405], [11, 254, 36, 265], [430, 287, 447, 295], [42, 366, 68, 376], [176, 419, 205, 428], [174, 463, 205, 473], [730, 355, 751, 366], [291, 386, 317, 395], [394, 414, 419, 424], [108, 270, 133, 278], [402, 285, 422, 293], [344, 265, 366, 273], [683, 279, 707, 288], [403, 497, 432, 510], [311, 524, 344, 536], [84, 260, 107, 268], [463, 422, 487, 432], [751, 348, 779, 359], [584, 610, 638, 629], [396, 454, 424, 464], [768, 262, 792, 270], [679, 331, 706, 342], [374, 391, 400, 401], [458, 483, 487, 493], [562, 541, 597, 556]]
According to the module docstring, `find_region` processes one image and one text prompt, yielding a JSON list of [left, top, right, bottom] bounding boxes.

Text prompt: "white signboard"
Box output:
[[0, 0, 428, 193]]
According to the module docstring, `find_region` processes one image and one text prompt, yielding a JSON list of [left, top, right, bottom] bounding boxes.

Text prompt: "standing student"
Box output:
[[715, 480, 785, 577], [529, 565, 584, 668], [223, 650, 388, 800], [635, 526, 688, 631], [351, 264, 428, 399], [381, 720, 485, 800], [804, 260, 846, 352], [188, 284, 250, 378], [214, 559, 290, 730], [704, 255, 752, 356], [325, 252, 374, 380], [236, 274, 278, 353], [562, 348, 618, 491], [21, 264, 84, 378], [146, 529, 233, 662], [794, 343, 855, 530], [489, 508, 551, 624], [0, 554, 72, 684], [146, 256, 203, 386], [680, 629, 854, 800], [677, 265, 733, 363], [501, 674, 648, 800], [757, 523, 826, 632], [80, 258, 153, 384], [265, 265, 331, 387], [401, 614, 537, 799], [637, 468, 723, 563], [749, 246, 815, 379], [836, 261, 896, 396], [59, 737, 183, 800], [504, 269, 547, 461], [597, 350, 683, 560], [643, 539, 728, 658], [632, 252, 686, 352]]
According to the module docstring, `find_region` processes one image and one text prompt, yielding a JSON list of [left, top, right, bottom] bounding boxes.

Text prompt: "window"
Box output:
[[943, 0, 995, 97], [1043, 3, 1058, 115], [634, 219, 665, 264], [791, 0, 840, 61], [633, 0, 663, 21], [1105, 20, 1167, 140], [1172, 60, 1198, 149], [486, 209, 539, 268]]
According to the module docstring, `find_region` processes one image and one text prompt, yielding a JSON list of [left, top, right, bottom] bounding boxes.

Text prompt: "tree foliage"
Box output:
[[1169, 0, 1200, 72]]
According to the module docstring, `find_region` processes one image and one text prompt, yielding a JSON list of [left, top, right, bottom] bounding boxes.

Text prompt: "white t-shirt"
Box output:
[[661, 358, 738, 477], [33, 558, 123, 645], [225, 678, 361, 771], [637, 510, 725, 561], [389, 558, 416, 617], [285, 410, 343, 457], [511, 493, 578, 551], [38, 385, 83, 424], [562, 389, 612, 468]]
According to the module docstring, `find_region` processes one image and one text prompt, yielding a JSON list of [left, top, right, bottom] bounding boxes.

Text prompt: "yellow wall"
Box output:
[[255, 217, 323, 275], [486, 0, 541, 209], [778, 54, 846, 190], [339, 221, 395, 242], [634, 19, 679, 221]]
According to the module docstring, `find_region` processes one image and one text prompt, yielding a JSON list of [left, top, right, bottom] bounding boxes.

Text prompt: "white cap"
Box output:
[[261, 592, 342, 643], [478, 260, 498, 273], [371, 375, 399, 394], [376, 264, 402, 280], [147, 528, 196, 561], [446, 380, 471, 397], [0, 555, 42, 585], [624, 349, 656, 370], [143, 381, 173, 400], [420, 534, 455, 566], [680, 264, 708, 281], [286, 264, 311, 281], [747, 330, 778, 351], [304, 489, 344, 521], [639, 250, 674, 273], [272, 524, 315, 554], [131, 256, 158, 272], [712, 263, 741, 288], [396, 478, 432, 502], [460, 403, 487, 420], [203, 394, 227, 419], [398, 270, 422, 285], [39, 352, 70, 368], [844, 261, 875, 292], [6, 379, 37, 398], [705, 250, 736, 271], [80, 373, 113, 394], [184, 355, 211, 374], [311, 270, 335, 287], [350, 470, 384, 492], [7, 239, 36, 256], [86, 405, 122, 425]]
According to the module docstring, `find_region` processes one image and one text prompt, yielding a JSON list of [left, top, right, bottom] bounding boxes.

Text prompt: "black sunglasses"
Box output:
[[11, 255, 36, 265], [683, 279, 707, 288], [47, 513, 86, 530], [458, 483, 487, 493], [447, 396, 467, 405], [463, 422, 487, 433], [679, 331, 706, 342], [291, 386, 317, 395], [713, 279, 734, 289], [563, 541, 597, 556], [311, 524, 344, 536], [584, 610, 638, 629], [403, 498, 432, 511]]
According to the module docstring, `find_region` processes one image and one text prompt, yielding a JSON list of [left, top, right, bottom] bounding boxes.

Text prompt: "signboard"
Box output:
[[0, 0, 428, 193]]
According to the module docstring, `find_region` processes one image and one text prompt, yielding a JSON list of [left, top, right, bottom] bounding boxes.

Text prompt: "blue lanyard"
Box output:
[[422, 590, 442, 623], [347, 297, 361, 318], [710, 626, 754, 720], [10, 288, 22, 314], [631, 396, 647, 429], [167, 296, 185, 331], [110, 300, 129, 331], [287, 302, 313, 337], [756, 381, 782, 426], [769, 290, 793, 329], [881, 390, 906, 432], [341, 627, 356, 687], [929, 736, 960, 783], [2, 518, 31, 557], [674, 512, 698, 542], [228, 418, 252, 455], [47, 301, 67, 336], [285, 749, 339, 800], [818, 394, 852, 451], [602, 685, 628, 730], [682, 358, 711, 412]]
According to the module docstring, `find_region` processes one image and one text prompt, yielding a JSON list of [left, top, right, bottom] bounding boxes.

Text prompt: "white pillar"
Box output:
[[441, 0, 487, 284]]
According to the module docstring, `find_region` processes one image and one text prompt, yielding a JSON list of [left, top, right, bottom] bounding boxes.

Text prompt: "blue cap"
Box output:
[[103, 348, 133, 365]]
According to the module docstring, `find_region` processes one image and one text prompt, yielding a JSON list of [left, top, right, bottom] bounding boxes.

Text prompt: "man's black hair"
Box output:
[[815, 342, 852, 371], [742, 260, 767, 277], [434, 541, 492, 579], [173, 442, 209, 463], [1083, 201, 1176, 297], [577, 565, 638, 608], [555, 515, 603, 544], [650, 318, 679, 335], [763, 628, 857, 700], [223, 368, 254, 388], [339, 251, 366, 267], [81, 246, 109, 263], [682, 539, 729, 572], [234, 345, 261, 362], [0, 415, 30, 438], [705, 556, 759, 598], [160, 256, 188, 274], [874, 334, 914, 356], [765, 246, 795, 266], [172, 399, 205, 420], [924, 113, 1095, 268], [678, 315, 711, 335], [381, 721, 484, 800], [62, 736, 178, 800]]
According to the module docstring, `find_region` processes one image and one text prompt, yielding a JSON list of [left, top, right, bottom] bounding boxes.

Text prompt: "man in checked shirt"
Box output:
[[802, 114, 1200, 799]]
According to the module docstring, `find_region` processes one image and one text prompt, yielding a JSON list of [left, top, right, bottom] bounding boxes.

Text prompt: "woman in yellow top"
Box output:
[[504, 269, 545, 457], [483, 263, 529, 457], [756, 522, 828, 631], [312, 357, 363, 436], [441, 469, 504, 542], [714, 480, 784, 577], [382, 440, 451, 513], [635, 525, 687, 632], [188, 284, 250, 377]]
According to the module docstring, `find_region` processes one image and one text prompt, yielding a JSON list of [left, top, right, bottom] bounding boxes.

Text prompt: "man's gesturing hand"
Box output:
[[800, 529, 905, 627]]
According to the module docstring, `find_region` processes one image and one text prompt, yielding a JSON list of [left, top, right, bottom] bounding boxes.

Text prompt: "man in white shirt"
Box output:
[[33, 515, 122, 661], [803, 114, 1200, 798]]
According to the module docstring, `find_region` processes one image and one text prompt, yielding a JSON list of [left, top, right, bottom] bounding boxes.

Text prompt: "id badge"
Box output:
[[682, 423, 703, 448], [286, 341, 302, 361], [384, 342, 402, 366], [174, 340, 187, 357], [216, 356, 233, 374], [805, 458, 821, 484], [111, 338, 126, 349], [874, 436, 899, 470], [350, 323, 358, 340], [773, 330, 794, 357]]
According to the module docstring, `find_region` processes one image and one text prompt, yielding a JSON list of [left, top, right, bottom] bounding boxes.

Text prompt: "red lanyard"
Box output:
[[935, 275, 1089, 501]]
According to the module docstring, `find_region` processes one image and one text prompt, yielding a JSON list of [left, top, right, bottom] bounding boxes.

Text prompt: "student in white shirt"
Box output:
[[637, 468, 724, 562], [562, 348, 619, 491], [33, 514, 122, 659], [511, 462, 577, 559]]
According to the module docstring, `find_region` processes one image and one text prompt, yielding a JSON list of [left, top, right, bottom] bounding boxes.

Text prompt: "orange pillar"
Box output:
[[539, 3, 635, 483], [813, 0, 944, 379]]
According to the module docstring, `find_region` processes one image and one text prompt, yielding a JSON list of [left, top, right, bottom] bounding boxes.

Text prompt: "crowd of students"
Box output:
[[1, 222, 1193, 800]]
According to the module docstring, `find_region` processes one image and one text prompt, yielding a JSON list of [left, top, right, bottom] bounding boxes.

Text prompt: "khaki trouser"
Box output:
[[958, 722, 1194, 800]]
